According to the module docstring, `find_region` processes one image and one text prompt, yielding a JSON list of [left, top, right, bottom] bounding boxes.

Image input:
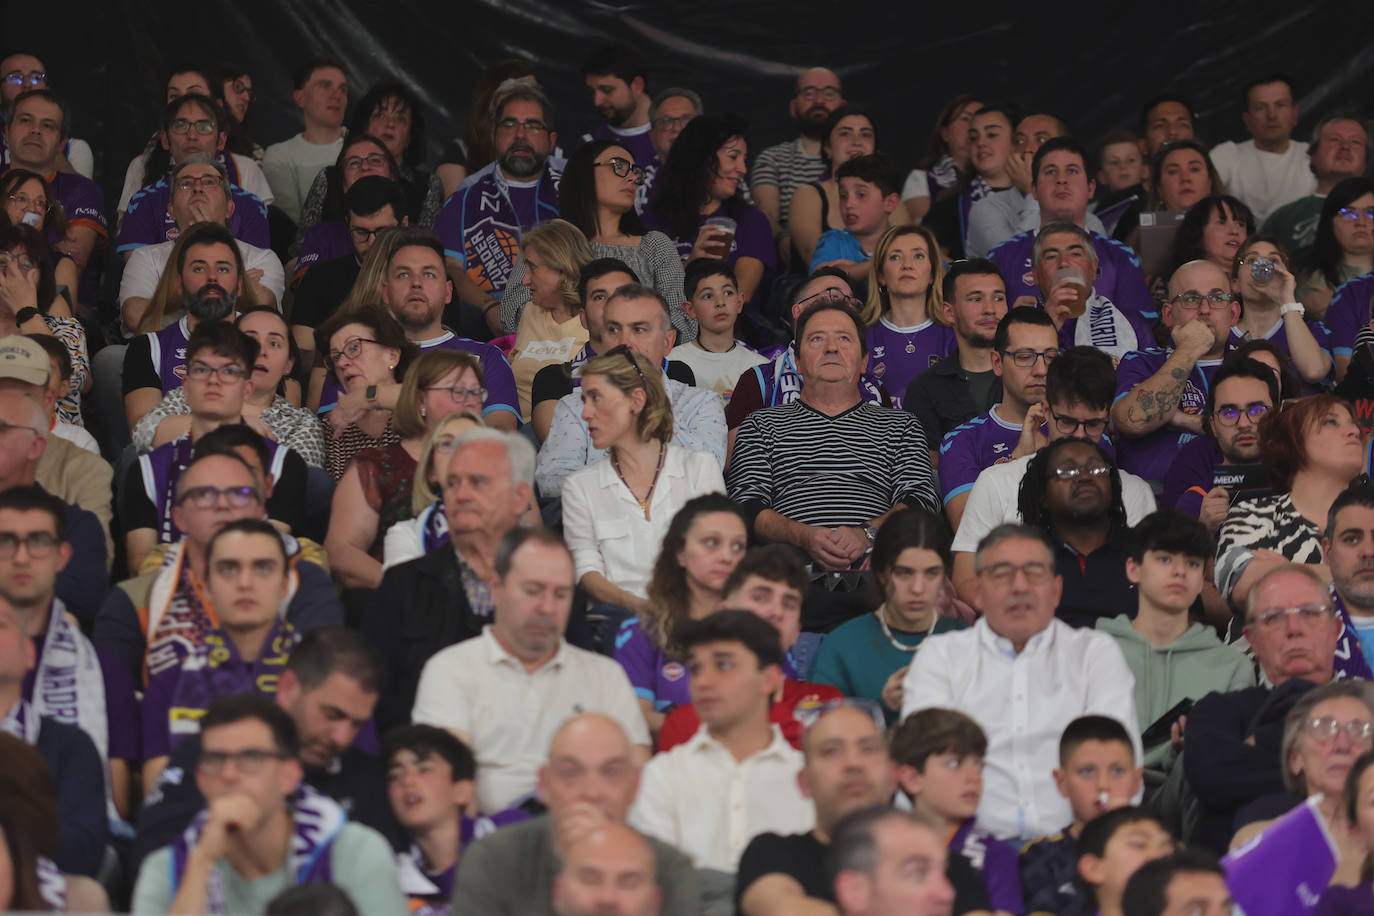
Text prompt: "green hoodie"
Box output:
[[1096, 614, 1256, 778]]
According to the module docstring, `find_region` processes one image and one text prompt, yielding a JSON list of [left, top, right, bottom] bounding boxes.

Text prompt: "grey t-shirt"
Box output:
[[131, 821, 407, 915], [451, 814, 701, 916]]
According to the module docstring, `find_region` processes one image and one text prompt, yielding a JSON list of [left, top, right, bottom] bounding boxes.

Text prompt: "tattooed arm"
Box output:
[[1112, 320, 1215, 436]]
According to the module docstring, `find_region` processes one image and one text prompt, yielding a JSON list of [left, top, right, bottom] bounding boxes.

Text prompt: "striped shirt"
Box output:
[[1214, 493, 1323, 598], [727, 399, 939, 527], [749, 138, 825, 231]]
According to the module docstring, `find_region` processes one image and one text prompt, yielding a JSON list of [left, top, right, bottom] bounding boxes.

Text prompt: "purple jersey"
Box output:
[[119, 177, 268, 254], [39, 170, 107, 245], [581, 124, 657, 169], [1114, 347, 1224, 481], [150, 316, 193, 392], [938, 408, 1023, 504], [988, 229, 1156, 322], [950, 819, 1024, 915], [647, 203, 777, 272], [295, 221, 353, 282], [1327, 271, 1374, 357], [318, 330, 520, 423], [1163, 434, 1223, 519], [1229, 317, 1334, 392], [866, 318, 956, 409], [435, 161, 562, 296], [615, 618, 690, 712]]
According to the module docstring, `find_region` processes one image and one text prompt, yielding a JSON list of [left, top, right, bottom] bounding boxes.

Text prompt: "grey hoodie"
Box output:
[[1096, 614, 1256, 776]]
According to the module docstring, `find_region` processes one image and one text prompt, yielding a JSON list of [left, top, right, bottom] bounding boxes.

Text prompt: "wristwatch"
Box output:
[[365, 384, 378, 405], [864, 526, 879, 542], [1279, 301, 1305, 318]]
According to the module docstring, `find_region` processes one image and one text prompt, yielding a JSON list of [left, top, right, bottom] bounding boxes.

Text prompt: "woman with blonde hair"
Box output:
[[327, 349, 486, 589], [561, 345, 725, 612], [860, 224, 954, 406], [507, 219, 593, 420], [380, 409, 486, 570]]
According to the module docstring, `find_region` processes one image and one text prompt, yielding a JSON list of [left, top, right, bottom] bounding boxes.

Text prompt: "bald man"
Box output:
[[553, 823, 662, 916], [1111, 260, 1240, 481], [751, 67, 845, 244], [451, 714, 699, 915]]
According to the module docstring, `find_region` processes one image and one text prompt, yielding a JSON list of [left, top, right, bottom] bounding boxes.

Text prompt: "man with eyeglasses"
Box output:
[[122, 322, 309, 574], [1162, 358, 1278, 533], [1210, 75, 1315, 225], [437, 80, 564, 322], [951, 347, 1157, 604], [290, 175, 407, 363], [1263, 112, 1368, 261], [1112, 259, 1240, 482], [2, 89, 106, 276], [725, 269, 887, 449], [642, 88, 703, 211], [262, 57, 349, 225], [131, 692, 406, 915], [119, 154, 285, 335], [94, 449, 340, 688], [1184, 563, 1340, 853], [903, 524, 1139, 843], [750, 67, 845, 251], [0, 484, 139, 829], [939, 307, 1061, 530], [119, 92, 272, 256], [0, 52, 94, 178], [139, 520, 297, 794], [580, 45, 656, 170]]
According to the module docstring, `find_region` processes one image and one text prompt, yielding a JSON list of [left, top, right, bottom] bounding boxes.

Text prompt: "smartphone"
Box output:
[[1141, 698, 1194, 747]]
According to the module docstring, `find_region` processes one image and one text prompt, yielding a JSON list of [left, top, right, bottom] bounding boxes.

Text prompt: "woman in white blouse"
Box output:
[[561, 346, 725, 613]]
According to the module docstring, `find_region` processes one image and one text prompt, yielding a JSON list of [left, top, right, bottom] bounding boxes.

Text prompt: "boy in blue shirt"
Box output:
[[810, 153, 902, 293]]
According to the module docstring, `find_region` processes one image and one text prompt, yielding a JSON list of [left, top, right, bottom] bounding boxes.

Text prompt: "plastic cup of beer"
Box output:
[[1051, 266, 1090, 318], [704, 215, 737, 259]]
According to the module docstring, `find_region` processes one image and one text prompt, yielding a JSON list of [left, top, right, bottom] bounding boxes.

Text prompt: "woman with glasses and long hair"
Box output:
[[1301, 177, 1374, 321], [562, 347, 726, 613], [315, 303, 418, 480], [292, 134, 403, 265], [327, 349, 486, 590], [1216, 394, 1367, 609], [1230, 235, 1332, 388], [500, 139, 689, 338]]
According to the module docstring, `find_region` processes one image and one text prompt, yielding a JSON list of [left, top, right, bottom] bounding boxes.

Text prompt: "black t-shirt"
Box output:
[[292, 254, 361, 331], [121, 439, 309, 536], [122, 333, 162, 396], [948, 847, 993, 914], [735, 831, 832, 907], [531, 359, 697, 412]]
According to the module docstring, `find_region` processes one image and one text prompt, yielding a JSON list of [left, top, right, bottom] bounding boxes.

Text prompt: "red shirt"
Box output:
[[657, 678, 844, 752]]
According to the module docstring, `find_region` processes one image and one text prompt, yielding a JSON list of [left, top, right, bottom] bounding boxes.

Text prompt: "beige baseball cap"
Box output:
[[0, 335, 50, 386]]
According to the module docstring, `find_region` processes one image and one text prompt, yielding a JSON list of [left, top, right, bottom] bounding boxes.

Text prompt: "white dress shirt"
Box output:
[[951, 453, 1156, 554], [629, 723, 814, 871], [411, 627, 651, 813], [561, 444, 726, 598], [901, 617, 1141, 840]]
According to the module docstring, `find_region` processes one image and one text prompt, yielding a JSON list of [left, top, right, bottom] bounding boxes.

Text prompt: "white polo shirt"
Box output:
[[411, 627, 650, 813], [629, 723, 813, 871]]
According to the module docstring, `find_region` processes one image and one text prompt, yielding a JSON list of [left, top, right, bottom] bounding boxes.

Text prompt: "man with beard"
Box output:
[[904, 260, 1008, 464], [750, 67, 845, 250], [1016, 439, 1136, 628], [579, 45, 656, 169], [1162, 358, 1278, 531], [436, 80, 563, 324], [315, 227, 519, 430], [122, 222, 244, 434], [1322, 485, 1374, 680]]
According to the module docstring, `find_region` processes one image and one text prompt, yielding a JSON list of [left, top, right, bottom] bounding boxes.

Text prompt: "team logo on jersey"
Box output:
[[872, 345, 886, 359], [1022, 270, 1036, 288], [992, 442, 1008, 453], [872, 361, 886, 378], [791, 692, 825, 724], [1179, 380, 1206, 414], [663, 661, 685, 682]]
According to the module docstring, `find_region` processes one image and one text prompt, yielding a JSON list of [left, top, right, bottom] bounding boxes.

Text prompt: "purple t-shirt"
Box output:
[[147, 316, 193, 393], [988, 229, 1156, 321], [44, 170, 107, 244], [648, 203, 777, 270], [434, 162, 562, 296], [582, 124, 657, 169], [119, 177, 269, 253], [295, 221, 353, 281], [23, 620, 140, 762], [1114, 347, 1224, 482], [1326, 272, 1374, 357], [949, 819, 1024, 915], [317, 330, 519, 423], [938, 407, 1023, 504], [1163, 434, 1224, 519], [1228, 317, 1334, 392], [866, 318, 956, 410]]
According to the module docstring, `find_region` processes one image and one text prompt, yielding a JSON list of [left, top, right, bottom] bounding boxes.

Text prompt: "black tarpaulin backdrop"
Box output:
[[9, 1, 1374, 208]]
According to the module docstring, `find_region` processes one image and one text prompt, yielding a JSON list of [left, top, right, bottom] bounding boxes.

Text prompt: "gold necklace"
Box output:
[[611, 441, 667, 521]]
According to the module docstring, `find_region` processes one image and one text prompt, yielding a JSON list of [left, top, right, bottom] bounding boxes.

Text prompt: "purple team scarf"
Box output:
[[0, 697, 39, 743], [36, 856, 66, 910], [168, 618, 298, 746], [1331, 589, 1374, 680], [1222, 795, 1338, 915], [172, 783, 346, 915], [395, 810, 531, 916], [419, 500, 450, 554]]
